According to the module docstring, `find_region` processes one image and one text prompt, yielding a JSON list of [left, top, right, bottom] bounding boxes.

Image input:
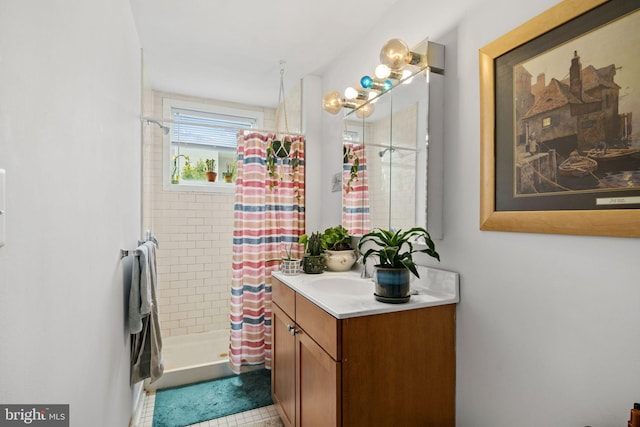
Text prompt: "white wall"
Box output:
[[0, 1, 141, 426], [320, 1, 640, 426]]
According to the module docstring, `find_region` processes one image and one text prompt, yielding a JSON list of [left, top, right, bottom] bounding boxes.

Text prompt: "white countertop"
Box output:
[[272, 265, 459, 319]]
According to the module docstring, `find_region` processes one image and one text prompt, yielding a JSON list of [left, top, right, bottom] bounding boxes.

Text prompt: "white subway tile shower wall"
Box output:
[[142, 91, 280, 337]]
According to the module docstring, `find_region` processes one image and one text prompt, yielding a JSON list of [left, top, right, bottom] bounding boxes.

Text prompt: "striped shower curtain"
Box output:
[[230, 131, 305, 373], [342, 142, 370, 235]]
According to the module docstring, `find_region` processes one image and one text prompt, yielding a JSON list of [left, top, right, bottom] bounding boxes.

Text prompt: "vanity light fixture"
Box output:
[[322, 90, 375, 118], [321, 37, 444, 116]]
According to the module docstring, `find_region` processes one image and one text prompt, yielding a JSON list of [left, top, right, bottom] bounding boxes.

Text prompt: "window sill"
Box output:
[[163, 180, 235, 194]]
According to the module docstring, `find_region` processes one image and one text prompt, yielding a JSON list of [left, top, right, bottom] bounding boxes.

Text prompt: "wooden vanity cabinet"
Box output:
[[271, 277, 455, 427]]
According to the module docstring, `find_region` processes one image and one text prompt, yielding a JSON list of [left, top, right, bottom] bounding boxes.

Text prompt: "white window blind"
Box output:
[[171, 107, 256, 149]]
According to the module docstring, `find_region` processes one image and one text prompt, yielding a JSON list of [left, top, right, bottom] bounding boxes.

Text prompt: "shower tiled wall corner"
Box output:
[[142, 91, 282, 337]]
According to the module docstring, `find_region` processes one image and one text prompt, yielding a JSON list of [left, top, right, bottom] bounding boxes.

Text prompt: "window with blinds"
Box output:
[[170, 107, 255, 149], [162, 98, 264, 193]]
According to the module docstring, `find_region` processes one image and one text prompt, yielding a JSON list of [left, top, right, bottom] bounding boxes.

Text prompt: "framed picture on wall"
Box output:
[[479, 0, 640, 237]]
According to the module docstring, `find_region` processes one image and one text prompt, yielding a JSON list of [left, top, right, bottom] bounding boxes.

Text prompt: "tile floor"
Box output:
[[139, 391, 284, 427]]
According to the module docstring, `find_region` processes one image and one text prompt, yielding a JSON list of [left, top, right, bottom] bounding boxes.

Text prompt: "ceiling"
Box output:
[[129, 0, 400, 109]]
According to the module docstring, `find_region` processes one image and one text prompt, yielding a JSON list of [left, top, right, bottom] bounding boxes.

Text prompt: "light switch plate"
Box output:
[[0, 169, 5, 247]]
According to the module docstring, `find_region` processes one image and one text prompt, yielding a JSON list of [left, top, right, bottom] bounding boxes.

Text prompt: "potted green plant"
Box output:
[[299, 231, 325, 274], [266, 138, 301, 190], [357, 227, 439, 303], [322, 225, 357, 272], [223, 162, 234, 183], [279, 245, 301, 275], [205, 158, 217, 182], [343, 145, 360, 193], [171, 154, 190, 184], [271, 138, 292, 158]]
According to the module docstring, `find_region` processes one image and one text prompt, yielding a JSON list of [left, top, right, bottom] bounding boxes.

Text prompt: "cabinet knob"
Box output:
[[287, 325, 299, 336]]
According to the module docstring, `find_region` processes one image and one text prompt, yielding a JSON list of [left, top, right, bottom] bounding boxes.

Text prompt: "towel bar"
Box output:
[[120, 233, 159, 259], [120, 248, 139, 259]]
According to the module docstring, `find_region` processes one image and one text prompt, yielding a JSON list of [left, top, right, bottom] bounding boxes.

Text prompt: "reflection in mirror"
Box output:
[[342, 70, 428, 234]]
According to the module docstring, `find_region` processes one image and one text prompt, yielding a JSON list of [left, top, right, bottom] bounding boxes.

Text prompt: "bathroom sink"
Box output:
[[304, 276, 372, 297], [272, 266, 459, 319]]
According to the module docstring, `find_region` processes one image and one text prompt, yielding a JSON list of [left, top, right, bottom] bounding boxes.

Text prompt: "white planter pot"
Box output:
[[324, 250, 357, 272]]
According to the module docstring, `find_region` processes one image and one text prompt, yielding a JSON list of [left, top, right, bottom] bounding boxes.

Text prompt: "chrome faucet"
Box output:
[[358, 256, 373, 279]]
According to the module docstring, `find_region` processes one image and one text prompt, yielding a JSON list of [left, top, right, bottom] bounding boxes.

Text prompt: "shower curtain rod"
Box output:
[[141, 116, 305, 137]]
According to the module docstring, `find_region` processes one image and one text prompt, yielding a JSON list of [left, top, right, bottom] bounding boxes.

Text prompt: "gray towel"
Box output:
[[139, 243, 154, 318], [130, 241, 164, 384], [129, 243, 151, 333]]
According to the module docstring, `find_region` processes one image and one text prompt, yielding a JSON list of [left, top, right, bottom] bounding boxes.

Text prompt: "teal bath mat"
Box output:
[[152, 369, 272, 427]]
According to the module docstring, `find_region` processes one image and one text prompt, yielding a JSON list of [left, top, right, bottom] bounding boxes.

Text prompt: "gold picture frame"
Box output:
[[479, 0, 640, 237]]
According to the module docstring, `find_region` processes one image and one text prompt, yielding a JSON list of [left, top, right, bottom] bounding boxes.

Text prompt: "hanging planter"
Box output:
[[343, 145, 360, 193], [266, 61, 302, 191], [267, 137, 301, 189], [272, 140, 292, 158]]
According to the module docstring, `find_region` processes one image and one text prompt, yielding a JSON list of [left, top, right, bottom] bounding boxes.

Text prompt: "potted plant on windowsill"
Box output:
[[299, 231, 325, 274], [357, 227, 439, 304], [171, 154, 190, 184], [205, 158, 217, 182], [223, 162, 234, 183], [322, 225, 357, 272]]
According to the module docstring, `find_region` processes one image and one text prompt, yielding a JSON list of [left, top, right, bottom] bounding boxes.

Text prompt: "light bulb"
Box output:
[[401, 69, 415, 85], [355, 103, 374, 119], [360, 75, 374, 89], [375, 64, 391, 79], [360, 76, 392, 92], [322, 91, 343, 114], [344, 87, 358, 100], [380, 38, 411, 70], [379, 38, 424, 70]]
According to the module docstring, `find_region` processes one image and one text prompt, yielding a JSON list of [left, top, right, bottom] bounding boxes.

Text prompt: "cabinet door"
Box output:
[[272, 303, 296, 427], [297, 330, 341, 427]]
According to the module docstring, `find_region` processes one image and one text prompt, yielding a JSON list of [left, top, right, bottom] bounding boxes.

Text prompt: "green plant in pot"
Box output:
[[223, 162, 234, 183], [279, 245, 301, 275], [271, 138, 292, 158], [343, 145, 360, 194], [171, 154, 190, 184], [357, 227, 439, 304], [322, 225, 357, 272], [299, 232, 325, 274], [205, 158, 217, 182]]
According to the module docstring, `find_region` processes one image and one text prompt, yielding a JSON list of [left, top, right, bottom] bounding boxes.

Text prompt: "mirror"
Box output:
[[342, 72, 426, 232], [341, 55, 444, 238]]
